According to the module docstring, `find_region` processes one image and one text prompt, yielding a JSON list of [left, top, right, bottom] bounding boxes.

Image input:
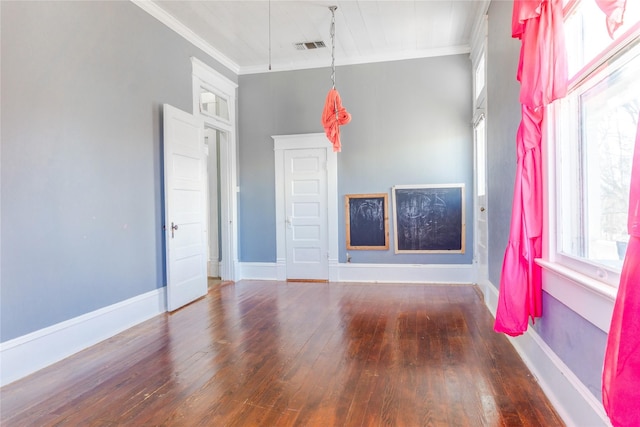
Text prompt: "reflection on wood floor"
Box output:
[[1, 281, 564, 426]]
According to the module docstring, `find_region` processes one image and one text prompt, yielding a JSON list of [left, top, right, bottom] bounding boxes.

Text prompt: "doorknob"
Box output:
[[171, 222, 179, 238], [480, 207, 486, 212]]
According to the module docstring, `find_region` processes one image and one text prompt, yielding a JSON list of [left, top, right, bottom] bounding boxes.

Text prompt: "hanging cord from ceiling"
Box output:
[[268, 0, 272, 70], [321, 5, 351, 153], [329, 5, 337, 89]]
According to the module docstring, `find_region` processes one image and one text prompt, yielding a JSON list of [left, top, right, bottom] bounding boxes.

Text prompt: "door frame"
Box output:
[[191, 57, 238, 282], [471, 18, 488, 285], [273, 133, 339, 282], [203, 128, 220, 278]]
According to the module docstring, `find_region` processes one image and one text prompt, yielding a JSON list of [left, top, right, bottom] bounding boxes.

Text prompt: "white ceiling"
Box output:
[[140, 0, 490, 75]]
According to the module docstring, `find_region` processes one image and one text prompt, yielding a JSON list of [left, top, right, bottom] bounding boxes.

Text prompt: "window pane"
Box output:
[[475, 116, 486, 197], [475, 54, 485, 101], [200, 88, 229, 121], [564, 0, 640, 78], [561, 42, 640, 269]]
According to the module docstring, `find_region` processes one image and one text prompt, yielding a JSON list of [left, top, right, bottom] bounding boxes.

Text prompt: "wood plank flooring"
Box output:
[[0, 281, 564, 426]]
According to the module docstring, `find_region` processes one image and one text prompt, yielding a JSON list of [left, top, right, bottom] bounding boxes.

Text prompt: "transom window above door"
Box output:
[[199, 86, 230, 122]]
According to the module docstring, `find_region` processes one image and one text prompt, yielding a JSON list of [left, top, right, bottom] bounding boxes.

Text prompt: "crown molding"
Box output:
[[131, 0, 240, 75], [132, 1, 474, 77]]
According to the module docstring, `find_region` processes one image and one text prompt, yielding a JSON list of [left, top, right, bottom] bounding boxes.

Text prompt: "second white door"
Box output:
[[163, 104, 207, 311], [474, 115, 488, 283], [284, 148, 329, 281]]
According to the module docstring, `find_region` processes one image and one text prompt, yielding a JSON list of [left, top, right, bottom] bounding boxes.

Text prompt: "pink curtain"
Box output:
[[597, 2, 635, 424], [595, 0, 628, 37], [494, 0, 567, 336], [602, 113, 640, 427]]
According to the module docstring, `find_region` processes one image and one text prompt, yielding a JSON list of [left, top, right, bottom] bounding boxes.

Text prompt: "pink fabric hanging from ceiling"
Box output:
[[322, 88, 351, 152], [595, 0, 627, 37], [494, 0, 567, 336], [602, 113, 640, 427]]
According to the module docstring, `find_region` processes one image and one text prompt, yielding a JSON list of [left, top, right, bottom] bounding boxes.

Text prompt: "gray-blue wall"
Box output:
[[486, 1, 521, 287], [3, 1, 607, 404], [486, 0, 607, 401], [0, 1, 236, 341], [238, 56, 474, 265]]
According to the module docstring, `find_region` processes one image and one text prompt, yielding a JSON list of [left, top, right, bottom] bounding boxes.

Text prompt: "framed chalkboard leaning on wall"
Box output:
[[392, 184, 465, 254], [345, 193, 389, 250]]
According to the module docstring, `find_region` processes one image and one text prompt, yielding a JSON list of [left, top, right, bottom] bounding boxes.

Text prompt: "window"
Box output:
[[199, 85, 230, 122], [553, 1, 639, 287], [474, 53, 486, 102], [475, 115, 486, 197], [564, 0, 640, 78]]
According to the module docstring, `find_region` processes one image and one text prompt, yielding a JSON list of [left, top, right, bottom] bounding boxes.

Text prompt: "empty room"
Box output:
[[1, 1, 639, 426]]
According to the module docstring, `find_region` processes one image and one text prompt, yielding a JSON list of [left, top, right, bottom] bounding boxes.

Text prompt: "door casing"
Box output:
[[191, 57, 238, 282], [273, 133, 339, 282]]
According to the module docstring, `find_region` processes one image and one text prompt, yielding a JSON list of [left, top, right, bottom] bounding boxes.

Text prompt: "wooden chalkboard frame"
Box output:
[[345, 193, 389, 250], [392, 184, 465, 254]]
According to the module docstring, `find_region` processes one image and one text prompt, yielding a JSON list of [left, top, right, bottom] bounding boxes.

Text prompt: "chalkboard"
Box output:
[[345, 193, 389, 250], [392, 184, 465, 253]]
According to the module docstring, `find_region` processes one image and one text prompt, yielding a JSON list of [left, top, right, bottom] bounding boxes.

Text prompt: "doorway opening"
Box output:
[[273, 133, 339, 281], [192, 57, 238, 282], [204, 128, 222, 280]]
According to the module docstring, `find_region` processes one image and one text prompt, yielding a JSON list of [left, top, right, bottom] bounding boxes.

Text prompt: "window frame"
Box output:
[[552, 40, 640, 287], [197, 81, 232, 126], [541, 1, 639, 331]]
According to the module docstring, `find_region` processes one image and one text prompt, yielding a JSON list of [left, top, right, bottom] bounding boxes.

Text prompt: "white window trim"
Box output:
[[550, 86, 625, 289], [470, 14, 488, 112], [197, 81, 232, 126], [543, 99, 617, 332], [538, 260, 616, 332], [192, 57, 236, 133], [538, 5, 640, 332]]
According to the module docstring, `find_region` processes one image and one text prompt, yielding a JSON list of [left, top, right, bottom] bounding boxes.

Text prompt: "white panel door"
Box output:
[[474, 115, 489, 283], [163, 104, 207, 311], [284, 148, 329, 280]]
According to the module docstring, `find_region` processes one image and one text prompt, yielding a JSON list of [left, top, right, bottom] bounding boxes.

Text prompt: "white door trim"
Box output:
[[273, 133, 339, 281], [191, 57, 238, 281], [204, 129, 220, 278], [470, 18, 488, 285]]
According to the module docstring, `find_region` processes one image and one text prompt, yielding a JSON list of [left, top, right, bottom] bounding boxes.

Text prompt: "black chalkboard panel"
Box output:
[[393, 185, 465, 253], [345, 194, 389, 250]]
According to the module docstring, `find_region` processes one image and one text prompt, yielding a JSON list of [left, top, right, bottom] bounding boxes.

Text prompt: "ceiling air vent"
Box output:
[[294, 41, 326, 50]]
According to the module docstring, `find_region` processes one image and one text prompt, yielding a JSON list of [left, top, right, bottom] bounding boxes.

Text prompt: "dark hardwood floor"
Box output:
[[0, 281, 564, 426]]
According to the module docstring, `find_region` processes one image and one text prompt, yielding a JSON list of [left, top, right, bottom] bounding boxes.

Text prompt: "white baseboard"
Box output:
[[337, 262, 474, 283], [0, 288, 166, 387], [481, 282, 610, 427], [480, 281, 500, 314], [207, 260, 221, 278], [238, 262, 279, 280], [237, 262, 474, 284]]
